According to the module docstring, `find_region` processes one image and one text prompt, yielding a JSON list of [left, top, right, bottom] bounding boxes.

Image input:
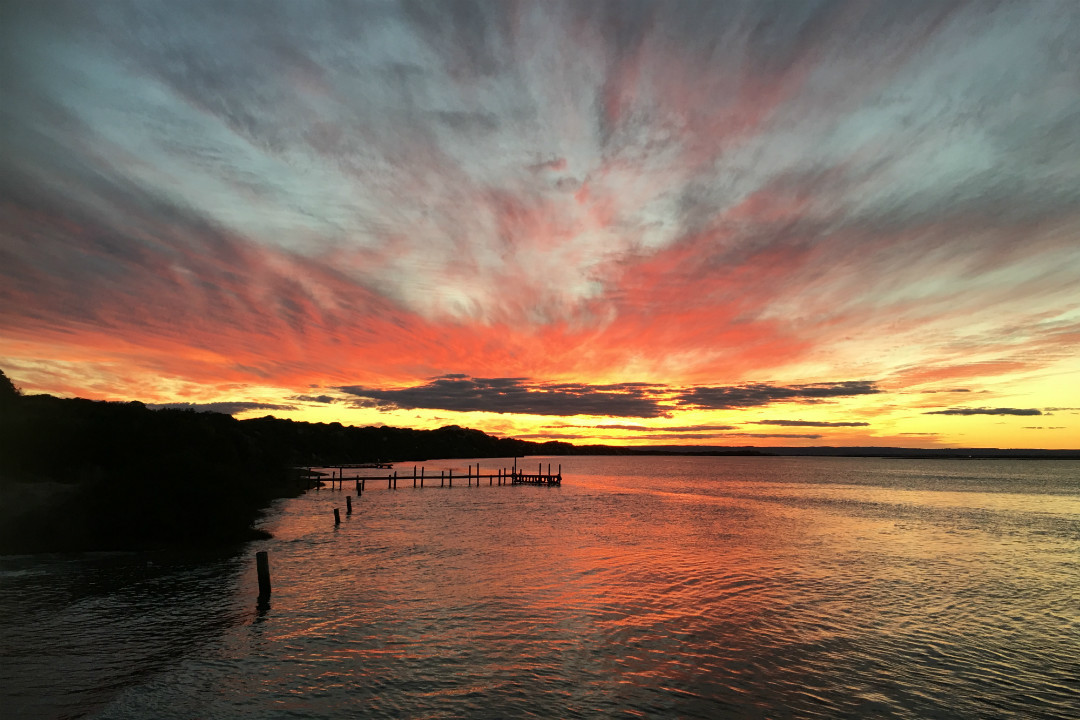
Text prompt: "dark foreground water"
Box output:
[[2, 456, 1079, 718]]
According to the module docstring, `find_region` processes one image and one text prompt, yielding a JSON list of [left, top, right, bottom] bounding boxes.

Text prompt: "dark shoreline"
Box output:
[[2, 388, 1076, 554]]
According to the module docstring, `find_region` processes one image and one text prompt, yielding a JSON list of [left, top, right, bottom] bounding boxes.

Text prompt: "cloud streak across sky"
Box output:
[[341, 375, 668, 417], [924, 407, 1043, 417], [1, 0, 1078, 447]]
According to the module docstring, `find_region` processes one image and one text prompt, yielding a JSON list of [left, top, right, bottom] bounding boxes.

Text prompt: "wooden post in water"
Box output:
[[388, 473, 392, 489], [441, 470, 445, 487], [356, 479, 361, 495], [346, 495, 353, 515], [256, 551, 271, 598], [413, 466, 417, 488], [421, 467, 425, 487], [449, 469, 453, 487], [394, 471, 398, 489], [334, 508, 341, 525]]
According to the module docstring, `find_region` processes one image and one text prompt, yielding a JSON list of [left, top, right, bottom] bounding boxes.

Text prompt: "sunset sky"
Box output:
[[2, 0, 1078, 448]]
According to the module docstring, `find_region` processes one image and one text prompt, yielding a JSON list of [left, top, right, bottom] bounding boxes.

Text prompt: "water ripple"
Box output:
[[3, 457, 1079, 718]]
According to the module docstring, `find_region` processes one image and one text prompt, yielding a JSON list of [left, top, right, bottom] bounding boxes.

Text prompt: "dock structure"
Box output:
[[303, 460, 562, 490]]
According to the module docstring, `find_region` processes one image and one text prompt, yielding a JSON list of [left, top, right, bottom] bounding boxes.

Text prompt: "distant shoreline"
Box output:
[[588, 447, 1080, 460]]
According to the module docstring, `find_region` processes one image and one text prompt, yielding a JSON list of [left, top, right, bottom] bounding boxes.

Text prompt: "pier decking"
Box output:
[[307, 461, 562, 490]]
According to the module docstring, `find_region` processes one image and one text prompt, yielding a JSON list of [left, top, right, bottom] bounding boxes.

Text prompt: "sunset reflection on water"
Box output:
[[5, 456, 1074, 718]]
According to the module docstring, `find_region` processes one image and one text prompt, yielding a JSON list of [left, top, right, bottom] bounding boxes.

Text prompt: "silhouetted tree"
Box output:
[[0, 369, 20, 407]]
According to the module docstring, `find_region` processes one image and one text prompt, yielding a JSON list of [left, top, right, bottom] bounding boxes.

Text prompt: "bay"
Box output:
[[2, 456, 1078, 718]]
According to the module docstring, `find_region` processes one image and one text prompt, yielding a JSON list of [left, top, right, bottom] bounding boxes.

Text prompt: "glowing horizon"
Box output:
[[2, 1, 1078, 449]]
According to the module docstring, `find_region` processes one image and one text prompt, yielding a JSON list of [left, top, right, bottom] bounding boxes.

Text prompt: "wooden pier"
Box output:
[[315, 461, 560, 529], [305, 460, 562, 490]]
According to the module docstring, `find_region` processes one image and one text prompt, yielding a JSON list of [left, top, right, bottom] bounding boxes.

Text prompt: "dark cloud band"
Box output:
[[676, 382, 881, 410], [749, 419, 870, 427], [340, 375, 668, 418], [341, 376, 883, 417], [924, 407, 1042, 416]]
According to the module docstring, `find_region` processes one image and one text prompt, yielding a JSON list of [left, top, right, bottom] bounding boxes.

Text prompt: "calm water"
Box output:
[[2, 456, 1079, 718]]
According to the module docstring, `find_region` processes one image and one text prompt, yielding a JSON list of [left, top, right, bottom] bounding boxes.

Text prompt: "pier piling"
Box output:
[[334, 508, 341, 525], [256, 551, 271, 597], [346, 495, 353, 515]]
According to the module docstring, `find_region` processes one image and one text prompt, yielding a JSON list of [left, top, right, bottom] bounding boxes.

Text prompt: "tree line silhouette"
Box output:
[[0, 369, 640, 554]]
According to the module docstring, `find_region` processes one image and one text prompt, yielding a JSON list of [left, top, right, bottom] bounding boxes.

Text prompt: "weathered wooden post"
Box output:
[[356, 479, 361, 494], [388, 473, 392, 489], [413, 466, 417, 487], [334, 508, 341, 525], [441, 470, 445, 487], [256, 551, 271, 598], [449, 468, 453, 487], [394, 471, 398, 489], [421, 467, 425, 487], [346, 495, 353, 515]]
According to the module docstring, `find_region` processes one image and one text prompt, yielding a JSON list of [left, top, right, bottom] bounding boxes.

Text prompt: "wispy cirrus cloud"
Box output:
[[1, 1, 1078, 447]]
